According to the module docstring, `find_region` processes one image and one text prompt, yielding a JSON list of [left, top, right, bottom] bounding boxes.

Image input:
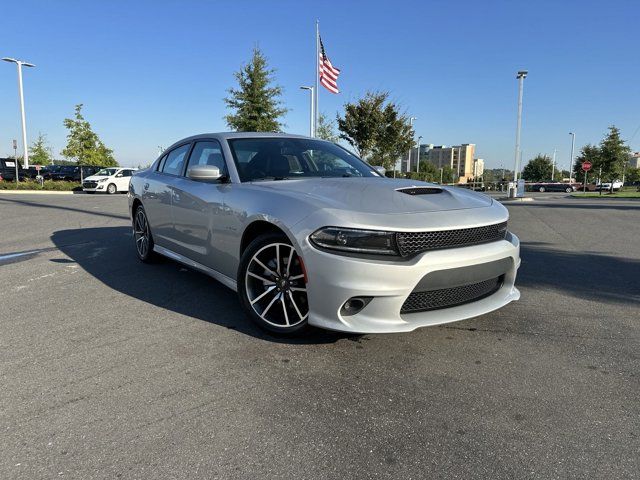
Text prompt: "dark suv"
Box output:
[[50, 165, 103, 181], [0, 158, 26, 181]]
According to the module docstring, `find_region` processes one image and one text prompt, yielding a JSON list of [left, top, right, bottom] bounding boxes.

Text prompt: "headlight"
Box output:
[[310, 227, 398, 256], [97, 178, 107, 182]]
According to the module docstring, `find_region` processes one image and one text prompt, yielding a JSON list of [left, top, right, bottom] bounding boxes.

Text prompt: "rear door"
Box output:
[[170, 140, 230, 269], [116, 169, 133, 191], [141, 143, 192, 248]]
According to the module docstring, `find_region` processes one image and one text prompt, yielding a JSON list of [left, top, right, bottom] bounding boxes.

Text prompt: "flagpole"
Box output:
[[314, 19, 319, 137]]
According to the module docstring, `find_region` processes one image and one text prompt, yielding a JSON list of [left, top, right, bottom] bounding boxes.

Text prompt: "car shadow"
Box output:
[[519, 242, 640, 305], [51, 226, 356, 345]]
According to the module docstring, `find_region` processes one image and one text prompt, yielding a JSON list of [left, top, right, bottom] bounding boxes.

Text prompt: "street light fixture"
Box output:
[[3, 57, 36, 170], [512, 70, 527, 197], [416, 135, 423, 173], [300, 86, 315, 137]]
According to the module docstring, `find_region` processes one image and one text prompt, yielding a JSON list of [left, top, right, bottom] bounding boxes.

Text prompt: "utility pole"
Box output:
[[569, 132, 576, 183], [551, 148, 557, 181], [512, 70, 527, 197]]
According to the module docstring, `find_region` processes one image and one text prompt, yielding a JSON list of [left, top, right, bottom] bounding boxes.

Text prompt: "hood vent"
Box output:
[[396, 187, 443, 196]]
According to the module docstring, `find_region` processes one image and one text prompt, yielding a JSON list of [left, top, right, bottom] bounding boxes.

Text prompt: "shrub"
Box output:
[[0, 180, 81, 191]]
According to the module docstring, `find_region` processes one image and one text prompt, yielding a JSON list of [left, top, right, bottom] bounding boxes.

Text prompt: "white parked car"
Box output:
[[597, 180, 623, 191], [83, 167, 137, 194]]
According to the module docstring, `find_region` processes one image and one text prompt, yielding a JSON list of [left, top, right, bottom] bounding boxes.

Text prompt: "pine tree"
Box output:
[[62, 104, 118, 166], [29, 132, 53, 165], [598, 126, 630, 187], [224, 47, 288, 132]]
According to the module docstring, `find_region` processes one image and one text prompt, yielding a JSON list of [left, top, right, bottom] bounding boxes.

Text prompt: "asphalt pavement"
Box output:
[[0, 192, 638, 479]]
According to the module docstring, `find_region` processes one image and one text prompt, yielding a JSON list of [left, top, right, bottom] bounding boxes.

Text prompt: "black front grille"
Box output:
[[396, 222, 507, 256], [83, 182, 97, 188], [400, 276, 503, 314]]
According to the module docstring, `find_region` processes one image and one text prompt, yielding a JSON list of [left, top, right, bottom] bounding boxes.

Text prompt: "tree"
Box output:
[[337, 91, 414, 170], [62, 104, 117, 166], [224, 47, 288, 132], [316, 112, 339, 143], [29, 133, 54, 165], [522, 154, 555, 182], [598, 126, 630, 188], [573, 144, 600, 182]]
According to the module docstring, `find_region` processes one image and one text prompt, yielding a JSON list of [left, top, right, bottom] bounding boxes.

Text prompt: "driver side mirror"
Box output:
[[187, 165, 222, 182], [115, 173, 123, 177]]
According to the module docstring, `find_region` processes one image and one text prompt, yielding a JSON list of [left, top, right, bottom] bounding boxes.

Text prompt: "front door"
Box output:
[[170, 140, 230, 271]]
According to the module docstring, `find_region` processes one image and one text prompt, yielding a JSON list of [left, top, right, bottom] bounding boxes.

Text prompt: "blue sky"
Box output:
[[1, 0, 638, 168]]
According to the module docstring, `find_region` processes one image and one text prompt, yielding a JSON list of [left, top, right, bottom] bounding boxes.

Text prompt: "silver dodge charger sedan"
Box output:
[[129, 133, 520, 335]]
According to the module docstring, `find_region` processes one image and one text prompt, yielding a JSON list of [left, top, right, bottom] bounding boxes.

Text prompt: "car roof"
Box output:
[[164, 132, 321, 152]]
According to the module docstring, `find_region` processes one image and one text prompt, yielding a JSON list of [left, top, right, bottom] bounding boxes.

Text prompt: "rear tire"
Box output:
[[565, 187, 573, 193], [133, 205, 156, 263], [538, 186, 546, 192], [238, 233, 309, 336]]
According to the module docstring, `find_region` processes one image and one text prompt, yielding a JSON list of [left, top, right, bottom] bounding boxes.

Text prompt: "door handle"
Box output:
[[144, 183, 149, 190]]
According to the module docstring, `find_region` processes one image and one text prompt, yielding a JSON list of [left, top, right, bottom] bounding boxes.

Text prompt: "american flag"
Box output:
[[319, 35, 341, 94]]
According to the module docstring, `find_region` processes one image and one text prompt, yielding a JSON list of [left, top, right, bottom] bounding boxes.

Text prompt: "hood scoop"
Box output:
[[396, 186, 443, 196]]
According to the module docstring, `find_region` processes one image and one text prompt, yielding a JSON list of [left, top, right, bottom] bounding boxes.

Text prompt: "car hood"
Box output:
[[249, 177, 492, 214], [84, 175, 107, 181]]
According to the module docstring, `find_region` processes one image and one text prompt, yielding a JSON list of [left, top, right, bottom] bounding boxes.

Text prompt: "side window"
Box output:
[[161, 144, 191, 176], [185, 141, 228, 178], [121, 170, 132, 177], [157, 154, 168, 171]]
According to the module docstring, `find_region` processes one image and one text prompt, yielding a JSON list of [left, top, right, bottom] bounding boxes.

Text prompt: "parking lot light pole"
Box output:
[[3, 57, 35, 170], [416, 136, 423, 173], [569, 132, 576, 182], [512, 70, 527, 197], [300, 86, 315, 137], [406, 117, 417, 174]]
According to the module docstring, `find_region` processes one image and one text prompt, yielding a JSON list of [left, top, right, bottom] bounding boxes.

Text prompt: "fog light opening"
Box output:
[[340, 296, 373, 316]]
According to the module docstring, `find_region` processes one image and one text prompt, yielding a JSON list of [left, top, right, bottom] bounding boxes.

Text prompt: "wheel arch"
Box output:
[[240, 220, 291, 256]]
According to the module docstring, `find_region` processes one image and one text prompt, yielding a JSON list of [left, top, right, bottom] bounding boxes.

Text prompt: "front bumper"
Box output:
[[82, 182, 106, 192], [301, 233, 521, 333]]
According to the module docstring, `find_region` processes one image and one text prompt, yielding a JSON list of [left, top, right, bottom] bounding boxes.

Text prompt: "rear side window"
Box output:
[[185, 141, 228, 178], [161, 144, 190, 176], [121, 169, 133, 177]]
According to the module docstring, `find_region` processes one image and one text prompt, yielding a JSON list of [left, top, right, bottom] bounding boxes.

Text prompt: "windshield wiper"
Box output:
[[251, 176, 291, 182]]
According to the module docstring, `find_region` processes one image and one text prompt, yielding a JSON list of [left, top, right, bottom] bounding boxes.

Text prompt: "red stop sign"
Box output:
[[582, 161, 592, 172]]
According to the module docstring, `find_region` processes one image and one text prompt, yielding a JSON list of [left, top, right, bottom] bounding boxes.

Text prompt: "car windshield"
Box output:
[[60, 166, 78, 173], [95, 168, 118, 176], [227, 137, 378, 182]]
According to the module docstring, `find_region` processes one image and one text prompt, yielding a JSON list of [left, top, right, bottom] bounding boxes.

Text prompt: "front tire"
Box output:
[[133, 205, 156, 263], [538, 186, 546, 192], [565, 187, 573, 193], [238, 233, 309, 335], [107, 183, 117, 194]]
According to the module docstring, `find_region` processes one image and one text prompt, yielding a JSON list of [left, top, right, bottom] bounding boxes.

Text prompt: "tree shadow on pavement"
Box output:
[[519, 242, 640, 305], [51, 226, 355, 345]]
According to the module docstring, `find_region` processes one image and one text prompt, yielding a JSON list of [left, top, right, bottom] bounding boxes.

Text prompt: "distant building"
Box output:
[[629, 152, 640, 169], [425, 144, 476, 183], [473, 158, 485, 178]]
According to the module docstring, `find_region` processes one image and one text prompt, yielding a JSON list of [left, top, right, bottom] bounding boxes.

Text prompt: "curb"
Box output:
[[497, 197, 535, 202], [0, 190, 84, 195]]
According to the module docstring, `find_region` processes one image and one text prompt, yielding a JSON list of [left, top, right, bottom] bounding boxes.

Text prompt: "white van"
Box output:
[[82, 167, 138, 194]]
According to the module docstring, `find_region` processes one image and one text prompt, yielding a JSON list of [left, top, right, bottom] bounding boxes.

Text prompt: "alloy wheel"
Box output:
[[244, 242, 308, 328], [134, 208, 150, 259]]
